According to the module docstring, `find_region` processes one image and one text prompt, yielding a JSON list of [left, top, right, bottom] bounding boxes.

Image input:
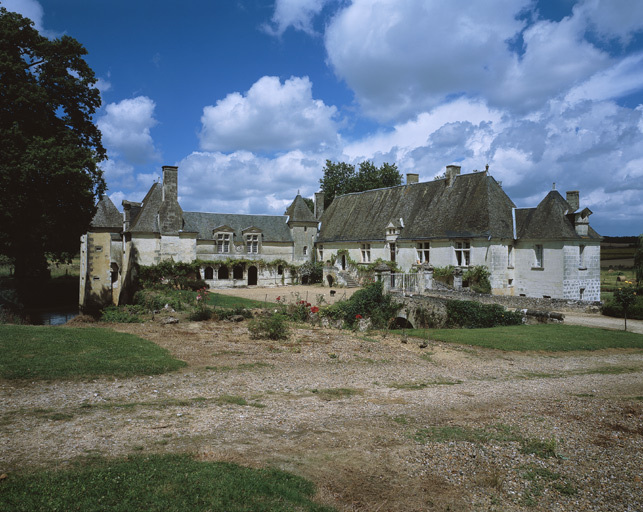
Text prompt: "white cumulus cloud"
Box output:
[[577, 0, 643, 44], [324, 0, 531, 121], [176, 150, 327, 214], [265, 0, 333, 36], [199, 76, 339, 153], [97, 96, 160, 165]]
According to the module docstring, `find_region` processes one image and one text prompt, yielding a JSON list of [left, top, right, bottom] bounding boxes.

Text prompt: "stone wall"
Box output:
[[403, 289, 600, 313]]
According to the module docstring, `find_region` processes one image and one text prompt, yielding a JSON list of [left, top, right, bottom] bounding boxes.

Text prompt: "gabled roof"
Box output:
[[182, 212, 293, 242], [318, 172, 516, 242], [515, 190, 600, 240], [91, 196, 122, 230], [285, 195, 317, 224]]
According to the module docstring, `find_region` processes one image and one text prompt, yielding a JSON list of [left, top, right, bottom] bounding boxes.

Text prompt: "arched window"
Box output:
[[110, 263, 119, 283]]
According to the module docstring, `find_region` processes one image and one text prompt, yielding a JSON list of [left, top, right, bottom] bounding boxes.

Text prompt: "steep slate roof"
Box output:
[[318, 172, 516, 242], [285, 195, 317, 223], [130, 183, 162, 233], [515, 190, 601, 240], [182, 212, 293, 242], [91, 196, 122, 230]]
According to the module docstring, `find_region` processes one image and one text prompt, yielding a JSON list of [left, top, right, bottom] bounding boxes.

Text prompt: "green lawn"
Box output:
[[0, 454, 335, 512], [207, 292, 266, 309], [406, 324, 643, 352], [0, 325, 186, 380]]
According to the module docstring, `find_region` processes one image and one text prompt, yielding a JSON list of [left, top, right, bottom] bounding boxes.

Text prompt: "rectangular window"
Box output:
[[217, 233, 230, 253], [361, 243, 371, 263], [318, 245, 323, 261], [246, 234, 259, 254], [534, 244, 543, 268], [455, 241, 470, 266], [416, 242, 430, 263], [303, 246, 308, 256], [579, 244, 586, 268], [507, 245, 514, 268], [390, 243, 396, 262]]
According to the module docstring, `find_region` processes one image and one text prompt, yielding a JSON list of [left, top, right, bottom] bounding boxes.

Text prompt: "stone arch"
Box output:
[[204, 266, 214, 280], [233, 264, 244, 280], [218, 266, 229, 279], [393, 316, 414, 329]]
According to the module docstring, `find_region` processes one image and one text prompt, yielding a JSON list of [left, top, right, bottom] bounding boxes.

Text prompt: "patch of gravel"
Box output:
[[1, 314, 642, 511]]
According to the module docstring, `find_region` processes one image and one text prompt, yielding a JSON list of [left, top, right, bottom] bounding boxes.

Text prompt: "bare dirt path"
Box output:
[[2, 287, 643, 510], [212, 284, 360, 306]]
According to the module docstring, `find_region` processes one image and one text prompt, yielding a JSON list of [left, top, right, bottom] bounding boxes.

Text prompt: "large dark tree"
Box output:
[[319, 160, 402, 207], [635, 234, 643, 288], [0, 8, 106, 278]]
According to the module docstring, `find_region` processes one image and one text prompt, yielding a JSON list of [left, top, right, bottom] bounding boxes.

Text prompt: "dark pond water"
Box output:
[[24, 308, 79, 325]]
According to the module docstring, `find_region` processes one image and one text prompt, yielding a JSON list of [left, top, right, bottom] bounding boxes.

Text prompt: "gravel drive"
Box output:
[[1, 286, 642, 511]]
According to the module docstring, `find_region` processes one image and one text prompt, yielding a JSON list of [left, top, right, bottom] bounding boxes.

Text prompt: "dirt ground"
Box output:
[[1, 286, 642, 511]]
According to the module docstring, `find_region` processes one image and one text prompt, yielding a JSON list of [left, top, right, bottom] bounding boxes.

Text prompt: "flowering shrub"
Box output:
[[321, 281, 400, 328], [289, 299, 312, 322], [189, 287, 213, 321]]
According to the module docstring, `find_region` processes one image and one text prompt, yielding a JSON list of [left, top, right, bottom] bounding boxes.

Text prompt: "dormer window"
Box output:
[[217, 233, 231, 253], [242, 227, 262, 255], [246, 234, 259, 254]]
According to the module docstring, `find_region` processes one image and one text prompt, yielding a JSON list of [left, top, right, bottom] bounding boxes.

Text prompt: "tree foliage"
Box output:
[[635, 234, 643, 287], [0, 8, 106, 278], [319, 160, 402, 207]]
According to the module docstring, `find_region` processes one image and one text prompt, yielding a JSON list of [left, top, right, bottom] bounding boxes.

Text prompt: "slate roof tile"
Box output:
[[91, 195, 122, 230]]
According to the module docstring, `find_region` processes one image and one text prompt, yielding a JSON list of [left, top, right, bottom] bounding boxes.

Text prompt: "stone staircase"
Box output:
[[338, 271, 359, 288]]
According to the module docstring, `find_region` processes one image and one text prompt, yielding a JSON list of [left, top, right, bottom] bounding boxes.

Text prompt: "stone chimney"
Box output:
[[406, 173, 419, 184], [566, 190, 579, 211], [314, 192, 325, 220], [122, 200, 135, 231], [162, 166, 178, 202], [445, 165, 461, 187], [159, 165, 183, 234]]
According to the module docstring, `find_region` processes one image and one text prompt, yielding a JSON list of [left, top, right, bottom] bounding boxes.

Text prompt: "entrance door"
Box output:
[[248, 266, 258, 286], [341, 254, 346, 270]]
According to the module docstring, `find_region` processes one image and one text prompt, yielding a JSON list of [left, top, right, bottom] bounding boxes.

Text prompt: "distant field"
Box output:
[[600, 245, 635, 267], [0, 257, 80, 278]]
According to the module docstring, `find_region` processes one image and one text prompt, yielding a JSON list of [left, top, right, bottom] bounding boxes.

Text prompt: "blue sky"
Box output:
[[5, 0, 643, 236]]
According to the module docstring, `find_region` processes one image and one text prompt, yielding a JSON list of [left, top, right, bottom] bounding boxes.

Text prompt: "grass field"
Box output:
[[207, 292, 266, 309], [405, 324, 643, 352], [0, 454, 334, 512], [0, 325, 186, 380]]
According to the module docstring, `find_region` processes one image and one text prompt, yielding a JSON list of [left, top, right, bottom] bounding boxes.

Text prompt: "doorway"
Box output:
[[248, 266, 258, 286]]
